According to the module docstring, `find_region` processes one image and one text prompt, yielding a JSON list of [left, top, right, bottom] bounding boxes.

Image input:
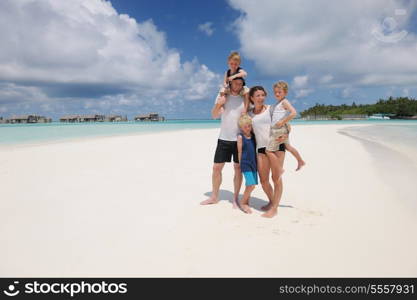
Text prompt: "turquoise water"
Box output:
[[0, 119, 416, 146]]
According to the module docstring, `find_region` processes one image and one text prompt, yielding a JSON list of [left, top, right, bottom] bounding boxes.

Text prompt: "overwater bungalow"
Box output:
[[7, 115, 52, 123], [134, 113, 165, 122], [60, 114, 105, 122], [81, 114, 105, 122], [60, 115, 81, 122], [105, 115, 127, 122]]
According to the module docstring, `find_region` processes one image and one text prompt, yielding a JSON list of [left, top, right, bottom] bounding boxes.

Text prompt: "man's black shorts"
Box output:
[[214, 139, 239, 163]]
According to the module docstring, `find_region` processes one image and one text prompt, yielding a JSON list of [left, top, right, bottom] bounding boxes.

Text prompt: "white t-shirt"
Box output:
[[249, 105, 271, 151], [215, 93, 244, 141]]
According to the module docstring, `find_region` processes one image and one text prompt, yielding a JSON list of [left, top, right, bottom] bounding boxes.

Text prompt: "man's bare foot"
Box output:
[[296, 160, 306, 171], [261, 208, 277, 218], [240, 204, 252, 214], [261, 203, 271, 211], [200, 197, 219, 205]]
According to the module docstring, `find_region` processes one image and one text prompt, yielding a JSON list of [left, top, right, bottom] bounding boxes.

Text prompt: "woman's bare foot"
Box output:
[[261, 203, 271, 211], [240, 203, 252, 214], [261, 208, 277, 218], [200, 196, 219, 205], [232, 199, 239, 209], [296, 160, 306, 171]]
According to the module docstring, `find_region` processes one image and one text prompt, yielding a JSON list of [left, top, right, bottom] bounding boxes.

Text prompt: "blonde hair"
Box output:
[[238, 114, 252, 128], [273, 81, 289, 92], [228, 51, 241, 63]]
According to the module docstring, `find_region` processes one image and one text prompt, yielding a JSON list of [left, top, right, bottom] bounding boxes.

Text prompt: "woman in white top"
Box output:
[[248, 86, 287, 218]]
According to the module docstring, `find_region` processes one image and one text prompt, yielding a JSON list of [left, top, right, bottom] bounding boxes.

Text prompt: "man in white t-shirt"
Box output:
[[201, 77, 245, 208]]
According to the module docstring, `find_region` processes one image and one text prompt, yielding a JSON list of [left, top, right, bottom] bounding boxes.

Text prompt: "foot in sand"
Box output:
[[232, 199, 239, 209], [296, 160, 306, 171], [200, 196, 219, 205], [261, 208, 277, 218], [240, 204, 252, 214]]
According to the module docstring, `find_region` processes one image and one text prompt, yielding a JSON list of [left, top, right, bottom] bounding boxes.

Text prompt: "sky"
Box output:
[[0, 0, 416, 120]]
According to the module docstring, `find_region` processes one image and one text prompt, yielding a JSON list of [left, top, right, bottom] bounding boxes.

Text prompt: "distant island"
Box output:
[[300, 97, 417, 120]]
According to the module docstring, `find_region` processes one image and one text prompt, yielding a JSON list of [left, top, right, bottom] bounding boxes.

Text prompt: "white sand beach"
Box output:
[[1, 124, 416, 277]]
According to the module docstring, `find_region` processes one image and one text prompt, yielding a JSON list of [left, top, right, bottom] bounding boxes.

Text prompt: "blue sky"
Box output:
[[0, 0, 416, 119]]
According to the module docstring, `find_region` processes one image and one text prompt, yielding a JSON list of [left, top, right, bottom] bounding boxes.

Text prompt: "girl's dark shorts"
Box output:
[[214, 139, 239, 163], [257, 144, 286, 154]]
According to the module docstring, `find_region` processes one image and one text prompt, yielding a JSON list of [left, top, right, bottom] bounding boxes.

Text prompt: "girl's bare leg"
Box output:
[[257, 153, 274, 211], [239, 185, 255, 214], [262, 151, 285, 218], [285, 143, 306, 171]]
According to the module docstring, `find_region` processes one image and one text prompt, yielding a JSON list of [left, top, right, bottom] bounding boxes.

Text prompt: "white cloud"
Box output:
[[295, 89, 314, 98], [198, 22, 214, 36], [0, 0, 220, 116], [319, 75, 333, 84], [292, 75, 308, 88], [229, 0, 417, 89]]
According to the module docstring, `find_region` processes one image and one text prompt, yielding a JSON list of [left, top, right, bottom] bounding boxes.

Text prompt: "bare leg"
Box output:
[[239, 185, 255, 214], [257, 153, 273, 211], [285, 143, 306, 171], [262, 151, 285, 218], [201, 163, 225, 205], [266, 151, 284, 179], [232, 163, 242, 209]]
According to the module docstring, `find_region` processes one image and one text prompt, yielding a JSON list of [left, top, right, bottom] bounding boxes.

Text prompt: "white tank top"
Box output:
[[217, 94, 244, 141], [271, 100, 288, 125], [249, 105, 271, 151]]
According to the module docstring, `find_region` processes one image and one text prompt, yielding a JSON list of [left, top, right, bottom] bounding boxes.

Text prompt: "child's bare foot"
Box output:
[[261, 208, 277, 218], [261, 203, 271, 211], [200, 196, 219, 205], [296, 160, 306, 171], [240, 204, 252, 214]]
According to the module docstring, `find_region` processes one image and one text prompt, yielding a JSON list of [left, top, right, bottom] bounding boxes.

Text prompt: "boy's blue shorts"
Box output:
[[243, 171, 258, 186]]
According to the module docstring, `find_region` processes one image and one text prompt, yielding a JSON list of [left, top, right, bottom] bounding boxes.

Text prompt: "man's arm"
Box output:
[[211, 94, 226, 119]]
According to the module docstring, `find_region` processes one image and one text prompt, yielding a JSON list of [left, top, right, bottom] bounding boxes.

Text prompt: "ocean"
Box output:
[[1, 119, 416, 147]]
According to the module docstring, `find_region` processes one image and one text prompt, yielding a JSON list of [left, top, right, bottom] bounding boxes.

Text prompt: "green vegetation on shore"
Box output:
[[300, 97, 417, 119]]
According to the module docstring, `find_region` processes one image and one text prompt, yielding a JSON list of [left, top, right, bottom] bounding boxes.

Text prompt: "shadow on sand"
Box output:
[[203, 189, 294, 212]]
